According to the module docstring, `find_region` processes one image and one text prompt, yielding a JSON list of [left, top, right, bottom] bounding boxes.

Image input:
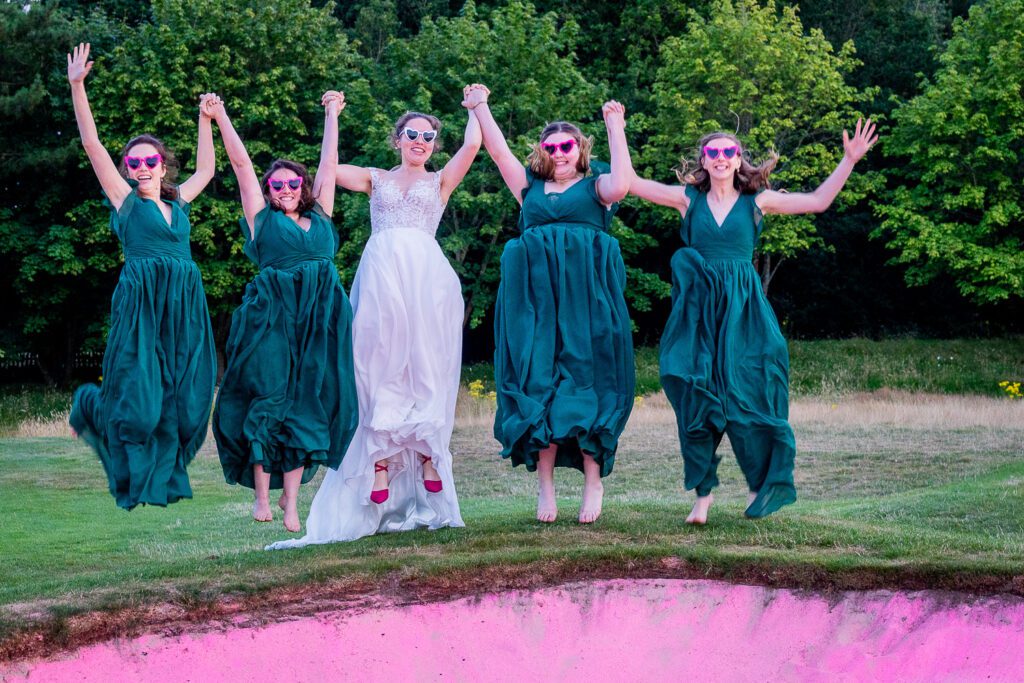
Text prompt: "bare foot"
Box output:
[[278, 492, 287, 512], [252, 499, 273, 522], [283, 506, 300, 533], [537, 480, 557, 523], [685, 494, 713, 525], [536, 445, 558, 523], [578, 480, 604, 524], [748, 491, 758, 508]]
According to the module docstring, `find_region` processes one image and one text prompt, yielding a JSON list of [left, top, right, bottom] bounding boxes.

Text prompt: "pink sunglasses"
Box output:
[[268, 177, 303, 192], [703, 145, 739, 160], [541, 139, 577, 155], [124, 154, 163, 170]]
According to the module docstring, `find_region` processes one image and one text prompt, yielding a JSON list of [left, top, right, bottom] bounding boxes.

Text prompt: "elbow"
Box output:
[[604, 179, 631, 204]]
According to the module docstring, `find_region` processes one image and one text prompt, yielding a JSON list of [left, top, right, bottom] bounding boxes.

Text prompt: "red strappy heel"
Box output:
[[419, 454, 442, 493], [370, 462, 389, 504]]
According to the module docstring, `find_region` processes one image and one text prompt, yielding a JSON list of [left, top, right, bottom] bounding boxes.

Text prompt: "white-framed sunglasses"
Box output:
[[403, 128, 437, 143]]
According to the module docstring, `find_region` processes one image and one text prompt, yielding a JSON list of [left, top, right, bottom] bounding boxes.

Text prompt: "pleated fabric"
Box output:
[[660, 185, 797, 517], [70, 182, 216, 510], [493, 166, 635, 478], [267, 171, 463, 549], [213, 204, 358, 490]]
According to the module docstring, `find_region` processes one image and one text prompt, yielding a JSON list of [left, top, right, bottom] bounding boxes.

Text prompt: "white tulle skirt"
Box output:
[[267, 228, 464, 549]]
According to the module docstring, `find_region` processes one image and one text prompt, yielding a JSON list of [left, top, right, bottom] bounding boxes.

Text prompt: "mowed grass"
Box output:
[[459, 337, 1024, 399], [2, 393, 1023, 643]]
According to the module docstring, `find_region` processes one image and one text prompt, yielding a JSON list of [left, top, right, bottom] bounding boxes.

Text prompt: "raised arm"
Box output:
[[629, 176, 690, 215], [594, 100, 633, 206], [177, 93, 219, 203], [463, 84, 528, 203], [312, 90, 343, 216], [67, 43, 131, 209], [757, 118, 878, 215], [211, 101, 264, 235], [439, 99, 482, 203]]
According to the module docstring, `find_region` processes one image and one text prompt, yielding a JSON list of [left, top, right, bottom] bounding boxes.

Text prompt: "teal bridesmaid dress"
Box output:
[[494, 165, 635, 477], [70, 181, 216, 510], [213, 204, 359, 490], [659, 184, 797, 518]]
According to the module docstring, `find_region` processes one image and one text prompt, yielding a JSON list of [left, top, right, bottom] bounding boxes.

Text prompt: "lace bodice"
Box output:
[[369, 169, 445, 237]]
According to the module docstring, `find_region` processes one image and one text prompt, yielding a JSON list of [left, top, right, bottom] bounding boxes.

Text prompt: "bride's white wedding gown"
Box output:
[[267, 169, 464, 549]]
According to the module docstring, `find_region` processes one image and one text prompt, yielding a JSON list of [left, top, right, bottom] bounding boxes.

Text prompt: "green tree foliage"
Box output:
[[0, 3, 123, 381], [876, 0, 1024, 303], [76, 0, 372, 356], [369, 1, 668, 326], [640, 0, 882, 291]]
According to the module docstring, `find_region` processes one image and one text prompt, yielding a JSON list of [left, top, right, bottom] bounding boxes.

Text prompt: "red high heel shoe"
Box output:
[[370, 462, 389, 504], [420, 454, 442, 493]]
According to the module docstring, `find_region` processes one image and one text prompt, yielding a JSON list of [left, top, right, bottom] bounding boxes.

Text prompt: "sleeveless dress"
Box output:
[[659, 185, 797, 518], [212, 204, 358, 490], [267, 170, 464, 549], [69, 181, 216, 510], [493, 166, 635, 478]]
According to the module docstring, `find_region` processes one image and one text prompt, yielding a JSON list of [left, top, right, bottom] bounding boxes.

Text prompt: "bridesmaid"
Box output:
[[465, 85, 635, 524], [66, 43, 218, 510], [211, 91, 359, 533], [630, 120, 878, 523]]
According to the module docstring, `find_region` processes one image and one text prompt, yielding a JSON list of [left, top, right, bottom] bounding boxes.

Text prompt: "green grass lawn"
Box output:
[[2, 396, 1023, 647]]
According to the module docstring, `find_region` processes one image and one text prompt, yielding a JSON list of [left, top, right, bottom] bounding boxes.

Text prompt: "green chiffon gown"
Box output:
[[494, 166, 635, 477], [660, 184, 797, 518], [213, 204, 359, 490], [70, 182, 216, 510]]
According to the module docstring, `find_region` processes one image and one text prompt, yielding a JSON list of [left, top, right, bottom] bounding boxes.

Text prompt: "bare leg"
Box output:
[[536, 444, 557, 523], [373, 459, 389, 494], [420, 453, 441, 484], [282, 467, 304, 532], [277, 491, 287, 511], [252, 465, 272, 522], [686, 494, 713, 525], [578, 452, 604, 524]]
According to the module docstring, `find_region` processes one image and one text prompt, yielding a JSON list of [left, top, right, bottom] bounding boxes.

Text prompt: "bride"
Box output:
[[268, 90, 480, 548]]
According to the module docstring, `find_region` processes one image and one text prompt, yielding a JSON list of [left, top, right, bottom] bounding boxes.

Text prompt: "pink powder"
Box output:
[[7, 579, 1024, 681]]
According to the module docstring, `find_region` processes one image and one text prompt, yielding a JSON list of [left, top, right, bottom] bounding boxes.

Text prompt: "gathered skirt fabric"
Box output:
[[267, 228, 464, 549], [659, 248, 796, 517], [70, 256, 216, 510], [493, 224, 635, 478], [213, 259, 358, 490]]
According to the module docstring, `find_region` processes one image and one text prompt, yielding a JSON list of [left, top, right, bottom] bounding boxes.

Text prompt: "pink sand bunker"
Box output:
[[8, 579, 1024, 681]]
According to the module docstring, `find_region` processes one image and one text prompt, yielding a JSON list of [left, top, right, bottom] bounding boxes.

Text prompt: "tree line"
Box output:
[[1, 0, 1021, 383]]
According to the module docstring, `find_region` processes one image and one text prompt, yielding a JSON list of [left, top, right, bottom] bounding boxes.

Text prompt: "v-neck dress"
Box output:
[[659, 185, 797, 517], [70, 181, 216, 510], [493, 166, 635, 478], [213, 204, 359, 490]]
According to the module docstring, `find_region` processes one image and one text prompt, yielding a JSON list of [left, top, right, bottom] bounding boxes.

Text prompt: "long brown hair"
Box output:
[[118, 134, 179, 201], [260, 159, 316, 214], [676, 132, 778, 194], [526, 122, 594, 181]]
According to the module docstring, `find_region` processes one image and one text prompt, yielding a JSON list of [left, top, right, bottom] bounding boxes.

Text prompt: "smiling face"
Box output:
[[701, 135, 742, 183], [267, 167, 303, 214], [397, 116, 437, 168], [541, 132, 581, 181], [124, 142, 166, 196]]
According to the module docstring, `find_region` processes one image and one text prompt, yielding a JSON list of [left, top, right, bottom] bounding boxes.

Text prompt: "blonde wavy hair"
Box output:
[[526, 122, 594, 180]]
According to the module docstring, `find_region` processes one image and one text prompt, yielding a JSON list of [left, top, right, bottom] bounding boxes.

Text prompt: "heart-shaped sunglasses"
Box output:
[[541, 139, 577, 155], [403, 128, 437, 143], [703, 145, 739, 160], [267, 177, 303, 193], [124, 154, 163, 170]]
